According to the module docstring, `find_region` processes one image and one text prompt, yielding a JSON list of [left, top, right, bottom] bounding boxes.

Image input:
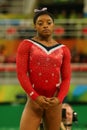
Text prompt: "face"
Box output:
[[34, 14, 54, 38], [62, 105, 73, 124]]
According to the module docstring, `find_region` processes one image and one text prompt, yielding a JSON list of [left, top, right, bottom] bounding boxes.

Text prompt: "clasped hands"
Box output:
[[35, 96, 60, 109]]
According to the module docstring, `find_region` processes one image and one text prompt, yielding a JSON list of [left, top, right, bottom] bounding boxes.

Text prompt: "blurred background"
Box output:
[[0, 0, 87, 130]]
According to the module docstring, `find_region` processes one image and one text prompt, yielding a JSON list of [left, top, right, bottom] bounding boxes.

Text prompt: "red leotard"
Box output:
[[16, 39, 71, 103]]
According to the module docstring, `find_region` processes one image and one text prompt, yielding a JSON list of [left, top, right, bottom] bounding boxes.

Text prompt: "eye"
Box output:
[[37, 22, 43, 26], [47, 21, 53, 25]]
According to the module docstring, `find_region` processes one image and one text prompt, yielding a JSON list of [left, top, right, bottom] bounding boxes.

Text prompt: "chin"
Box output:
[[43, 33, 51, 37]]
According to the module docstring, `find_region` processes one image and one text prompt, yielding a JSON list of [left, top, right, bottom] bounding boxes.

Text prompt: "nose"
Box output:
[[43, 23, 48, 28]]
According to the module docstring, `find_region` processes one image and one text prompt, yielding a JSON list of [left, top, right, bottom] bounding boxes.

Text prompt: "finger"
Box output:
[[44, 97, 51, 102]]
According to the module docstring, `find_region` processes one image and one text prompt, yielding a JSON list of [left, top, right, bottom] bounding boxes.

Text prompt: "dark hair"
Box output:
[[33, 10, 54, 24]]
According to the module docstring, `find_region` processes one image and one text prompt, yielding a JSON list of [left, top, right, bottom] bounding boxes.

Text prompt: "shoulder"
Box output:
[[17, 39, 33, 53], [59, 44, 71, 59], [18, 39, 33, 49], [56, 43, 70, 53], [61, 44, 71, 54], [19, 39, 33, 46]]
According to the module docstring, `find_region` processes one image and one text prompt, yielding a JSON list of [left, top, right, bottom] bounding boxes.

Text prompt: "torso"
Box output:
[[27, 39, 64, 97]]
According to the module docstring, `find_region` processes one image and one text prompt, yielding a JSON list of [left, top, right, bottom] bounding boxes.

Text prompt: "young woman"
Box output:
[[16, 7, 71, 130]]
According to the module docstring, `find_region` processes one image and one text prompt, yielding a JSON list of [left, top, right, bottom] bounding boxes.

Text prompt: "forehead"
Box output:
[[36, 14, 53, 22]]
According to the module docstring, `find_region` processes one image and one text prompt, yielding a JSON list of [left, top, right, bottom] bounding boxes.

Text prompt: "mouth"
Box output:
[[42, 29, 50, 33]]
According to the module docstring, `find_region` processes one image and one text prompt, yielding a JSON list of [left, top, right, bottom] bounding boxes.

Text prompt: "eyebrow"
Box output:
[[37, 19, 53, 22]]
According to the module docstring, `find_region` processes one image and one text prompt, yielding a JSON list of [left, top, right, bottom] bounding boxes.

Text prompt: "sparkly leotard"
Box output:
[[16, 39, 71, 103]]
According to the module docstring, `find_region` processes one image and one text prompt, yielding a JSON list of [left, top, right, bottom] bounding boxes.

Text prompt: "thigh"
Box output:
[[20, 99, 44, 130], [43, 103, 62, 130]]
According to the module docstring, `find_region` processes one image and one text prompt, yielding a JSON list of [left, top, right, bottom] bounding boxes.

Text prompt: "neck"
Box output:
[[36, 35, 52, 42]]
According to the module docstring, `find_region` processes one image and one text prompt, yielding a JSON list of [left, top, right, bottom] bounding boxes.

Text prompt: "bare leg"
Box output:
[[43, 103, 62, 130], [20, 99, 44, 130]]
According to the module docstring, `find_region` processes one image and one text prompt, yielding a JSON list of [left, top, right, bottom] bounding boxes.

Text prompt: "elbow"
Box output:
[[16, 70, 26, 81]]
